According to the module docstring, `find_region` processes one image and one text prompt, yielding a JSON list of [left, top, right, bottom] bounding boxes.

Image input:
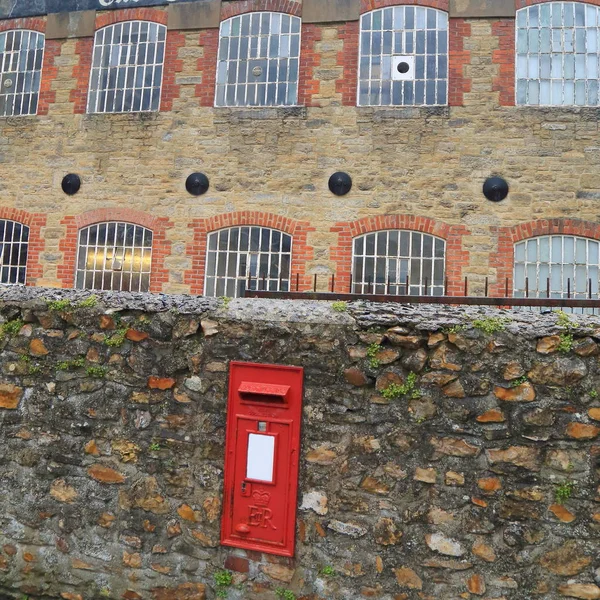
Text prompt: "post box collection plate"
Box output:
[[221, 362, 304, 557]]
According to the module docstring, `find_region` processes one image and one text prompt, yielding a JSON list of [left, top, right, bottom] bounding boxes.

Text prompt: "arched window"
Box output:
[[358, 6, 448, 106], [215, 12, 301, 107], [0, 30, 44, 117], [352, 230, 445, 294], [87, 21, 166, 114], [514, 235, 600, 306], [0, 220, 29, 284], [516, 2, 600, 105], [75, 222, 153, 292], [205, 226, 292, 297]]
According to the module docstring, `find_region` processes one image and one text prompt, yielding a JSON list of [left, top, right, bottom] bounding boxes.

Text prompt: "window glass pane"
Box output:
[[215, 12, 301, 107], [514, 235, 600, 311], [0, 30, 44, 116], [358, 6, 448, 106], [75, 222, 152, 292], [204, 227, 292, 297], [352, 230, 445, 295], [516, 2, 600, 105], [87, 21, 166, 113], [0, 220, 29, 284]]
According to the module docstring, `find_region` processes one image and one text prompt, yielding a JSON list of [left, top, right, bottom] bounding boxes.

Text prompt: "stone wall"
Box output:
[[0, 287, 598, 599]]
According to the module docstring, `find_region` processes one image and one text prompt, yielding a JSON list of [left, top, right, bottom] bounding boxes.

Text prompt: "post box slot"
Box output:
[[239, 382, 290, 404], [246, 433, 275, 483]]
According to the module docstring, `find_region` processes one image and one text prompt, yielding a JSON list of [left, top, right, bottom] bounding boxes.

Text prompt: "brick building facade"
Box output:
[[0, 0, 599, 300]]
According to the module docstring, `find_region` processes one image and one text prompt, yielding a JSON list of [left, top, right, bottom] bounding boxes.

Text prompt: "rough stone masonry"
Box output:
[[0, 287, 598, 599]]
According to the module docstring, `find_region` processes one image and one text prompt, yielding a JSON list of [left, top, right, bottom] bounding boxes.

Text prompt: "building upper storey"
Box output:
[[2, 0, 600, 116]]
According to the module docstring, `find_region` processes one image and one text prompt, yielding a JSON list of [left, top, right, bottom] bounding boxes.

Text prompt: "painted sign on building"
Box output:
[[0, 0, 207, 19]]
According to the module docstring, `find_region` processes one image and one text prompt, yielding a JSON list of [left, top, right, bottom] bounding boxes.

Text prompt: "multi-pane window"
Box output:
[[87, 21, 166, 114], [215, 12, 301, 107], [516, 2, 600, 105], [352, 230, 445, 295], [204, 226, 292, 297], [0, 30, 44, 117], [0, 220, 29, 284], [514, 235, 600, 305], [358, 6, 448, 106], [75, 222, 153, 292]]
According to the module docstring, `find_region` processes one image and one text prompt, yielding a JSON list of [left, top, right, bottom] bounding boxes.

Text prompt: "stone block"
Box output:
[[168, 0, 221, 30], [302, 0, 360, 23], [46, 11, 96, 40]]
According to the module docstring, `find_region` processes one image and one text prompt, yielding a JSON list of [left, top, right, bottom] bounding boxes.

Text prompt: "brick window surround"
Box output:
[[58, 208, 172, 293], [185, 211, 315, 295], [71, 8, 178, 115], [357, 1, 471, 107], [331, 215, 470, 296], [490, 218, 600, 297], [0, 207, 46, 286], [221, 1, 302, 19]]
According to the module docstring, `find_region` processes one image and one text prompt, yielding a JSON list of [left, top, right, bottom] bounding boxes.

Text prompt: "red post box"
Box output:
[[221, 361, 304, 557]]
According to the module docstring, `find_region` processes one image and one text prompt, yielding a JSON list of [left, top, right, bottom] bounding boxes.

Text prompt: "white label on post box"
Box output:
[[246, 434, 275, 482]]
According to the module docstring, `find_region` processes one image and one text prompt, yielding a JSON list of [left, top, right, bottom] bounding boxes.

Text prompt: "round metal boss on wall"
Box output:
[[186, 172, 209, 196], [62, 174, 81, 196], [329, 172, 352, 196], [483, 177, 509, 202]]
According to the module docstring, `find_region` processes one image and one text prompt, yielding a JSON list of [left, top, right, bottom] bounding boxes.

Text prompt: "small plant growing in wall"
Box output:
[[472, 317, 509, 335], [589, 389, 598, 399], [0, 319, 24, 339], [214, 570, 233, 598], [382, 372, 421, 400], [555, 310, 579, 329], [86, 366, 107, 379], [77, 295, 98, 309], [220, 296, 232, 309], [105, 328, 128, 347], [148, 441, 162, 452], [320, 565, 335, 577], [510, 375, 528, 388], [331, 301, 347, 313], [366, 343, 382, 369], [555, 481, 575, 504], [275, 589, 296, 600], [558, 333, 574, 354], [46, 298, 73, 312]]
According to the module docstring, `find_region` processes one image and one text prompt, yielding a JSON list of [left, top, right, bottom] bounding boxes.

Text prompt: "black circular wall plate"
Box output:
[[483, 177, 509, 202], [186, 172, 210, 196], [328, 172, 352, 196], [61, 174, 81, 195]]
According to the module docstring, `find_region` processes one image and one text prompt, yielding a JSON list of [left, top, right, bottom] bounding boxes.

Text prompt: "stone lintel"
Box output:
[[45, 10, 95, 39], [302, 0, 360, 24], [167, 0, 222, 30], [449, 0, 515, 18]]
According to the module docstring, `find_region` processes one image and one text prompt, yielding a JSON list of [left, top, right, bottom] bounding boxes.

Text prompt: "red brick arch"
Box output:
[[184, 211, 315, 295], [490, 219, 600, 297], [360, 0, 450, 13], [0, 208, 47, 287], [0, 18, 45, 34], [95, 8, 168, 29], [58, 208, 172, 293], [221, 1, 302, 19], [330, 215, 469, 296]]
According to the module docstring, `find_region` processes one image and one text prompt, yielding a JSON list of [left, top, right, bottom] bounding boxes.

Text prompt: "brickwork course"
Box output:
[[0, 0, 598, 297]]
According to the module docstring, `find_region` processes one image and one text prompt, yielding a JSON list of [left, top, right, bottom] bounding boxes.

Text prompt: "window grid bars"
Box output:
[[516, 2, 600, 106], [0, 220, 29, 285], [204, 226, 292, 298], [0, 30, 44, 117], [87, 21, 166, 114], [352, 231, 446, 295], [215, 12, 301, 107], [75, 222, 153, 292], [357, 6, 449, 107], [514, 235, 600, 314]]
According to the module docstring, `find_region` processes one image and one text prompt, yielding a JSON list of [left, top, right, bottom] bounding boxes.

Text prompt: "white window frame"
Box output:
[[516, 1, 600, 106], [215, 11, 302, 107], [352, 230, 446, 295], [513, 235, 600, 311], [357, 6, 449, 107], [75, 222, 153, 292], [0, 219, 29, 285], [204, 226, 293, 297], [0, 29, 45, 117], [87, 20, 167, 114]]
